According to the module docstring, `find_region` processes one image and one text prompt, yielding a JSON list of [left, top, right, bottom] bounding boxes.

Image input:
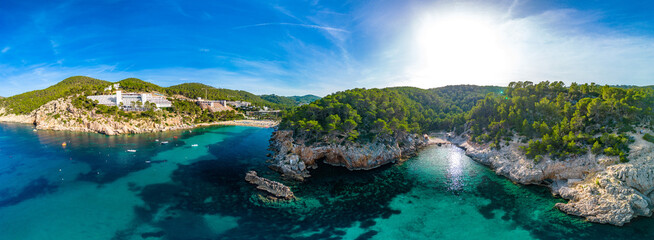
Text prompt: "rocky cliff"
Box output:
[[269, 130, 428, 181], [451, 132, 654, 226], [0, 97, 193, 135]]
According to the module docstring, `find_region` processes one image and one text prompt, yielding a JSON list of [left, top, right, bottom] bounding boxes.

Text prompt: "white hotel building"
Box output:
[[87, 91, 172, 110]]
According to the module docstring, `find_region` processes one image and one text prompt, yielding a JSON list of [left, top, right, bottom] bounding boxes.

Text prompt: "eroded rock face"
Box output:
[[244, 171, 294, 200], [452, 132, 654, 226], [553, 137, 654, 226], [0, 107, 36, 124], [2, 97, 194, 135], [269, 130, 428, 181]]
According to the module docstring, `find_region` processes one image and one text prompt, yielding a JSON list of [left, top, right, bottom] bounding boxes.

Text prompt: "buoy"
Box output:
[[62, 142, 67, 147]]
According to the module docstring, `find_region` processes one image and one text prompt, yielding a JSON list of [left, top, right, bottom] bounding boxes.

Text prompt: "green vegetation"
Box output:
[[169, 99, 243, 123], [281, 81, 652, 162], [466, 81, 652, 161], [166, 83, 296, 109], [0, 76, 299, 115], [261, 94, 321, 106], [644, 133, 654, 144], [118, 78, 166, 93], [71, 94, 243, 123], [0, 76, 111, 114], [280, 86, 499, 143]]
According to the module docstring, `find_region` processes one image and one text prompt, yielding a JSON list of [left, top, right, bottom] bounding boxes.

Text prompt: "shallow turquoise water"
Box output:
[[0, 122, 652, 239]]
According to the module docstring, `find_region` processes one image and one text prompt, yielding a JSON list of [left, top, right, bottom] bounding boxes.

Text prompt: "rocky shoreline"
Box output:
[[448, 132, 654, 226], [268, 130, 429, 181], [0, 98, 278, 135]]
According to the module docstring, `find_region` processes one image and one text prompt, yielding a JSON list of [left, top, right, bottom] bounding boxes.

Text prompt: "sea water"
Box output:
[[0, 122, 652, 240]]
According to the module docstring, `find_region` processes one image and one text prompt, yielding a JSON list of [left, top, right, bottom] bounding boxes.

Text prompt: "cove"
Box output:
[[0, 122, 652, 240]]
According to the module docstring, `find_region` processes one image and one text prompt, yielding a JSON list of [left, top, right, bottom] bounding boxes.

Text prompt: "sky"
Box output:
[[1, 0, 653, 97]]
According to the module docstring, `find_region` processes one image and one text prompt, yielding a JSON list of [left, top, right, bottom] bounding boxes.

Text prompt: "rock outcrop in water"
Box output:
[[269, 130, 428, 181], [450, 132, 654, 226], [245, 171, 294, 200]]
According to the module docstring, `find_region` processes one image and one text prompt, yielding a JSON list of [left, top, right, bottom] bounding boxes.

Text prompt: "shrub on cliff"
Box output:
[[467, 81, 652, 161]]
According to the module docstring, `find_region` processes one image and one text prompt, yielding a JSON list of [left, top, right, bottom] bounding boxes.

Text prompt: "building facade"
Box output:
[[87, 91, 172, 111]]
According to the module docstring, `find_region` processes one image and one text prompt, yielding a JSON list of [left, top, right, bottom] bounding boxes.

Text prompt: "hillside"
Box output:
[[272, 81, 654, 225], [0, 77, 301, 115], [466, 81, 654, 161], [280, 82, 653, 160], [280, 85, 500, 144], [289, 95, 321, 104], [166, 83, 292, 109], [260, 94, 321, 106], [0, 76, 111, 114], [118, 78, 166, 93]]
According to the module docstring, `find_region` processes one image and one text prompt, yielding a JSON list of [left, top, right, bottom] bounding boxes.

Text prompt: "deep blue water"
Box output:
[[0, 122, 653, 240]]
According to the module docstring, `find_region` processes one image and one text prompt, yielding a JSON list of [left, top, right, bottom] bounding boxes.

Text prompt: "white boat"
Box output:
[[155, 139, 159, 142], [33, 129, 37, 132], [191, 144, 199, 147], [161, 141, 169, 144], [127, 150, 137, 153]]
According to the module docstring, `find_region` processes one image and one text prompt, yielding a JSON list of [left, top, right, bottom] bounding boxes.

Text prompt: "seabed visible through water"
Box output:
[[0, 122, 652, 240]]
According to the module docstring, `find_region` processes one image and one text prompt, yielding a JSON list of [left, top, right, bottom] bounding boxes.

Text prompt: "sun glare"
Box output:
[[411, 12, 513, 87]]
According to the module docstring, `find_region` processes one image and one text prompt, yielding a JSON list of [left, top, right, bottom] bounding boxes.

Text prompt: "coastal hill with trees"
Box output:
[[261, 94, 321, 106], [0, 76, 319, 134], [280, 82, 653, 162], [272, 81, 654, 226], [0, 76, 314, 116]]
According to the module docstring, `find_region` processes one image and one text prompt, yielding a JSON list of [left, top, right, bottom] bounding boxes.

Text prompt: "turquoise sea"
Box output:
[[0, 122, 652, 240]]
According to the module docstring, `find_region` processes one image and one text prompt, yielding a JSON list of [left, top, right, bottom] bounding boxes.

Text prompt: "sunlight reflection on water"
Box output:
[[446, 147, 464, 192]]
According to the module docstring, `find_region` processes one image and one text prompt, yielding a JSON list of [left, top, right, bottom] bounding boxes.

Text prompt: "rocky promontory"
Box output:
[[1, 97, 193, 135], [1, 97, 278, 135], [450, 132, 654, 226], [268, 130, 428, 181]]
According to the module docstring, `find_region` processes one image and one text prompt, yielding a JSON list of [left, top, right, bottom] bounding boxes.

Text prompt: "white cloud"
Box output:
[[1, 47, 9, 53], [500, 9, 654, 86], [394, 7, 654, 88]]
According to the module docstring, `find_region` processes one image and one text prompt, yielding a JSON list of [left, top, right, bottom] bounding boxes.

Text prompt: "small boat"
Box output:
[[161, 141, 169, 144], [191, 144, 198, 147], [33, 129, 37, 132], [145, 160, 151, 163], [155, 139, 159, 142], [127, 150, 137, 153]]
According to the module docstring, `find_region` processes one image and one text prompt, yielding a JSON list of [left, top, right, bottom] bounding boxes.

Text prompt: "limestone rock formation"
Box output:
[[245, 171, 294, 200], [269, 130, 428, 181], [451, 132, 654, 226], [553, 135, 654, 226], [1, 97, 194, 135]]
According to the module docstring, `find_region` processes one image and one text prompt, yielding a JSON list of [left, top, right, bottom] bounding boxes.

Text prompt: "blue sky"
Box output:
[[1, 0, 653, 97]]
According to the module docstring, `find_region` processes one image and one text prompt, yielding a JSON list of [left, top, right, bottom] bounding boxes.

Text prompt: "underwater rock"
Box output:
[[268, 130, 428, 181], [245, 171, 294, 200]]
